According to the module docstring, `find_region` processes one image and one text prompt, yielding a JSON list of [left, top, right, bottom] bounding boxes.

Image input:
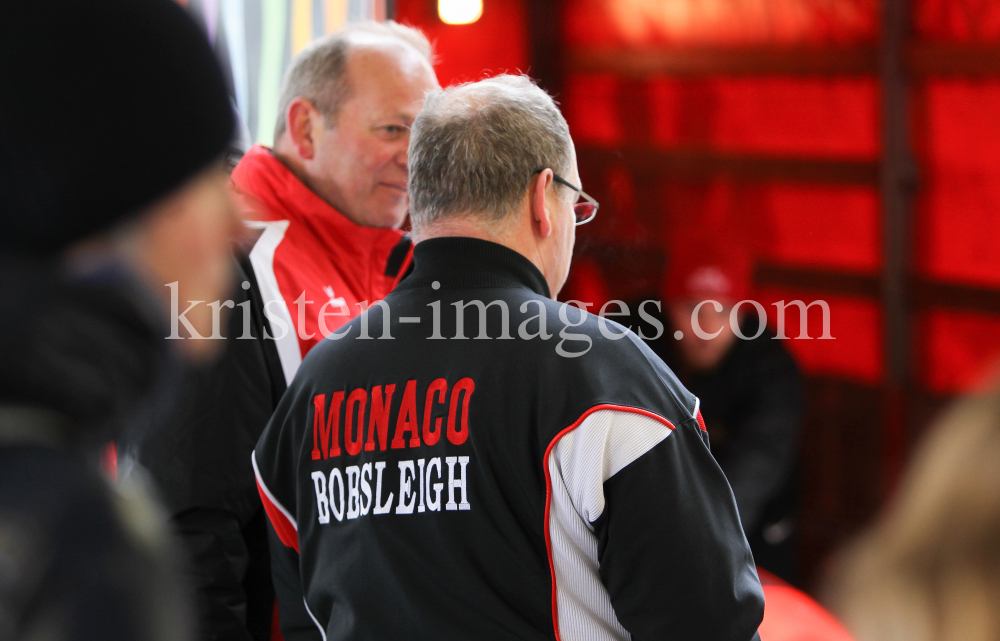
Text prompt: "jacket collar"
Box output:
[[399, 237, 551, 299], [230, 144, 401, 247]]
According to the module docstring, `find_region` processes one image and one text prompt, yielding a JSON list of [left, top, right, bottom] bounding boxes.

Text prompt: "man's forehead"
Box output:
[[344, 36, 432, 79], [340, 41, 436, 115], [343, 30, 413, 50]]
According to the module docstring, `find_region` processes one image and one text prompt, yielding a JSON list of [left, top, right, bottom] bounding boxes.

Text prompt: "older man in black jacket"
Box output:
[[254, 75, 764, 641]]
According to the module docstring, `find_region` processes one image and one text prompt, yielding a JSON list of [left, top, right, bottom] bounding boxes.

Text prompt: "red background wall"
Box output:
[[395, 0, 1000, 586]]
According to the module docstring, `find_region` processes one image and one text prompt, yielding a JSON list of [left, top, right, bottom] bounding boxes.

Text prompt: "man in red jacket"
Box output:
[[118, 21, 438, 641], [233, 21, 437, 368]]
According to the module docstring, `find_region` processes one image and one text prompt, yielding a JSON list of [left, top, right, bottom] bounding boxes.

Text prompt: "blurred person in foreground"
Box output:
[[651, 239, 804, 582], [825, 386, 1000, 641], [116, 21, 439, 641], [0, 0, 237, 638], [254, 75, 764, 641]]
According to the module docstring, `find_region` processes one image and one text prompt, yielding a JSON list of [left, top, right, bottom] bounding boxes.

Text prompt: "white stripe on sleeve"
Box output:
[[246, 220, 302, 385], [548, 409, 674, 641]]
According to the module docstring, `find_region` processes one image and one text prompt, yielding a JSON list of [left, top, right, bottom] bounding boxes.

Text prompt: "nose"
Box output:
[[396, 135, 410, 168]]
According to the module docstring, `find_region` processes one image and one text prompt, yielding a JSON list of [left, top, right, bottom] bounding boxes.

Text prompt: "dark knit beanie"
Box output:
[[0, 0, 234, 256]]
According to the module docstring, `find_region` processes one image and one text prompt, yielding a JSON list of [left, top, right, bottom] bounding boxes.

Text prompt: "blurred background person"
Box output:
[[0, 0, 238, 638], [652, 237, 804, 583], [117, 20, 439, 641], [824, 385, 1000, 641]]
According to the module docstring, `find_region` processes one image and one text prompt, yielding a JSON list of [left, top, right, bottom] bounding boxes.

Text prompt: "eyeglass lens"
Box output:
[[574, 202, 597, 225]]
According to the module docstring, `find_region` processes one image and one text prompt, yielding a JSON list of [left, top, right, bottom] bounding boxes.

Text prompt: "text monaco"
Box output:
[[309, 378, 474, 523]]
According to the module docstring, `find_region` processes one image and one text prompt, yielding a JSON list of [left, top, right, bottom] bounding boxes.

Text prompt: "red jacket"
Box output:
[[758, 570, 855, 641], [231, 144, 412, 384]]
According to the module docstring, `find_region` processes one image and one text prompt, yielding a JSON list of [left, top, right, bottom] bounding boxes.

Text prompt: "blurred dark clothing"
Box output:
[[649, 311, 804, 583], [2, 0, 234, 635], [118, 256, 284, 641], [0, 258, 194, 641], [117, 147, 412, 641]]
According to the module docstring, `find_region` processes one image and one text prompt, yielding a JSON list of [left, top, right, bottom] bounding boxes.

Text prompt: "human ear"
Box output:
[[531, 170, 554, 238], [286, 98, 319, 160]]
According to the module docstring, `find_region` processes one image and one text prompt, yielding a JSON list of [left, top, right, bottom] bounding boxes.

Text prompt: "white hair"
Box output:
[[274, 21, 432, 140], [407, 75, 573, 233]]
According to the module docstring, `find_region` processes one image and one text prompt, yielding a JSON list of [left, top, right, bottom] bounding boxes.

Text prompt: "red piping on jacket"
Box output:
[[255, 476, 299, 553]]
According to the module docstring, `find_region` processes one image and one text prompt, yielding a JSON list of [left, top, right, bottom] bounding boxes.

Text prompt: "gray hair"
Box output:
[[408, 75, 573, 232], [274, 21, 432, 140]]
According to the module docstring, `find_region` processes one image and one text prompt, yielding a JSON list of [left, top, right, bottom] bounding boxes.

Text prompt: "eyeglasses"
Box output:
[[533, 170, 599, 225]]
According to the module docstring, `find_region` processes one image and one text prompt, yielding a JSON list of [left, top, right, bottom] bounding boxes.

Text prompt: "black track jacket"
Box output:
[[254, 237, 764, 641]]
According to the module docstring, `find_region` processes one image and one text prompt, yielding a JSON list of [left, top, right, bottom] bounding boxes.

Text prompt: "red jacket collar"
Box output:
[[230, 143, 405, 248]]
